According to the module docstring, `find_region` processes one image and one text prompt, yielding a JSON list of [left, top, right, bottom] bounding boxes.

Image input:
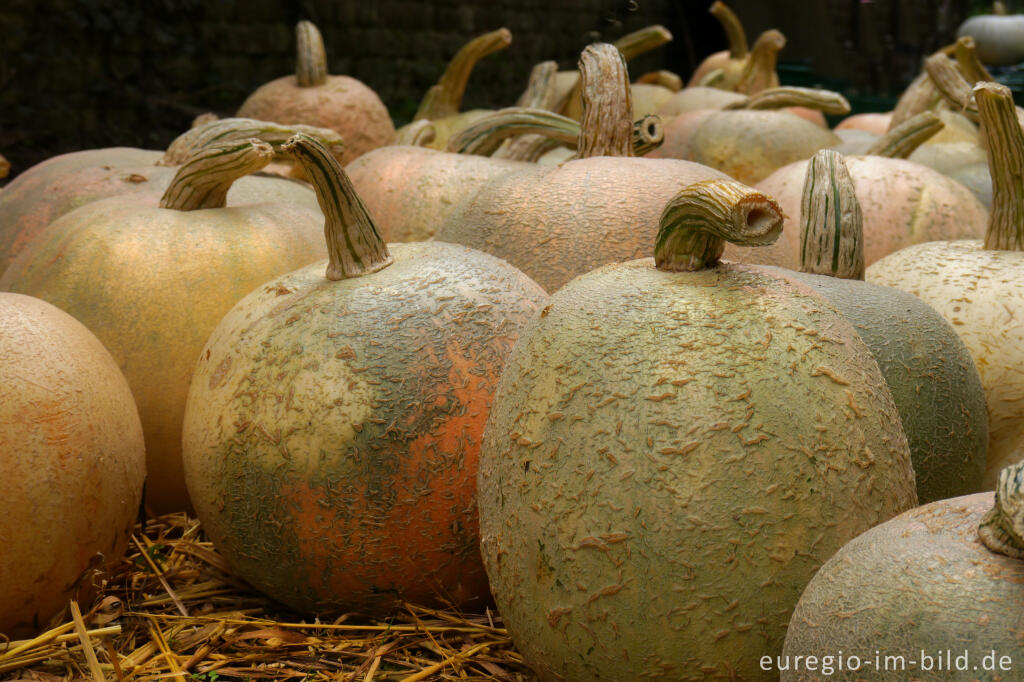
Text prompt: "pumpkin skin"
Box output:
[[835, 111, 893, 134], [182, 135, 547, 614], [758, 156, 988, 266], [781, 492, 1023, 681], [1, 293, 145, 637], [0, 142, 328, 513], [479, 188, 916, 678]]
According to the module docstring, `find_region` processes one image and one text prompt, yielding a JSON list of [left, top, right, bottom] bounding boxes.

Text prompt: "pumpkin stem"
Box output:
[[735, 29, 785, 95], [655, 179, 783, 271], [414, 28, 512, 121], [394, 119, 437, 147], [159, 139, 273, 211], [888, 71, 943, 130], [976, 82, 1024, 251], [159, 118, 346, 167], [725, 86, 850, 115], [635, 70, 683, 92], [281, 134, 393, 280], [925, 53, 979, 123], [577, 43, 634, 159], [0, 153, 9, 180], [709, 1, 748, 60], [632, 115, 665, 156], [953, 36, 995, 83], [295, 21, 329, 88], [516, 61, 561, 109], [978, 462, 1024, 558], [697, 68, 727, 88], [799, 150, 865, 279], [865, 110, 944, 158], [993, 1, 1008, 16]]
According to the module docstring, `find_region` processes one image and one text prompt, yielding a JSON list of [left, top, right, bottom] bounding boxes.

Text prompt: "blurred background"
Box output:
[[0, 0, 1013, 182]]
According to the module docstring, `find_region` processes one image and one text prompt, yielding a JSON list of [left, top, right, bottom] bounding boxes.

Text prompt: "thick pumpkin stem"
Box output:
[[635, 70, 683, 91], [632, 115, 665, 156], [295, 21, 329, 88], [979, 462, 1024, 558], [953, 36, 995, 83], [448, 108, 580, 155], [735, 29, 785, 95], [725, 86, 851, 115], [394, 120, 436, 147], [282, 134, 392, 280], [516, 61, 560, 109], [925, 53, 979, 123], [577, 43, 634, 159], [799, 150, 865, 279], [414, 28, 512, 121], [994, 1, 1008, 15], [865, 111, 944, 158], [159, 139, 272, 211], [888, 67, 944, 130], [709, 1, 748, 60], [159, 118, 346, 167], [976, 82, 1024, 251], [655, 179, 783, 271], [614, 24, 673, 62]]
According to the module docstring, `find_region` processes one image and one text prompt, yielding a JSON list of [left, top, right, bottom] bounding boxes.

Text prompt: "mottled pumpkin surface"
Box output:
[[0, 196, 327, 513], [1, 293, 145, 637], [436, 156, 796, 292], [835, 112, 893, 135], [237, 75, 395, 164], [759, 156, 989, 266], [867, 240, 1024, 489], [782, 493, 1023, 681], [782, 271, 988, 502], [182, 241, 546, 615], [346, 145, 528, 243], [479, 260, 916, 681]]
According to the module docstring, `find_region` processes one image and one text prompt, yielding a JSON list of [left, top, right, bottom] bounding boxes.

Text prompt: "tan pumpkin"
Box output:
[[1, 293, 145, 637], [237, 21, 395, 164], [0, 141, 328, 513]]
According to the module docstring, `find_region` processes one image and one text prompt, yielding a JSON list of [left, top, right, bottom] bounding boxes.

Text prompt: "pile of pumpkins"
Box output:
[[2, 6, 1022, 679]]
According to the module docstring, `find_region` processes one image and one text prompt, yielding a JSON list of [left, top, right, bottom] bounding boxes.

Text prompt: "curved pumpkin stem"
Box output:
[[160, 139, 273, 211], [979, 461, 1024, 559], [295, 21, 329, 88], [865, 110, 944, 158], [635, 70, 683, 92], [953, 36, 995, 83], [516, 60, 560, 109], [726, 86, 850, 115], [799, 150, 864, 279], [709, 1, 748, 60], [976, 82, 1024, 252], [655, 179, 783, 272], [447, 108, 580, 155], [632, 114, 664, 156], [160, 118, 346, 167], [925, 53, 979, 123], [414, 28, 512, 121], [735, 29, 785, 95], [394, 119, 437, 147], [282, 134, 393, 280], [577, 43, 634, 159]]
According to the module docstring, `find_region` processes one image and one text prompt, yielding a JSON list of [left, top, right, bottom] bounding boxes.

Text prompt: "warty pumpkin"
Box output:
[[478, 177, 917, 681], [0, 140, 328, 513], [1, 293, 145, 637], [181, 134, 547, 615], [236, 21, 395, 164], [867, 81, 1024, 489]]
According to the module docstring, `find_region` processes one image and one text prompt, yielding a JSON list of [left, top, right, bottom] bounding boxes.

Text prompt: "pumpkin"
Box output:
[[181, 134, 547, 614], [779, 150, 987, 503], [834, 112, 893, 135], [0, 118, 340, 273], [781, 461, 1024, 681], [478, 177, 917, 681], [0, 153, 9, 180], [957, 3, 1024, 66], [1, 293, 145, 637], [394, 28, 513, 151], [867, 82, 1024, 489], [437, 43, 795, 292], [687, 1, 749, 88], [236, 21, 395, 164], [0, 141, 328, 513]]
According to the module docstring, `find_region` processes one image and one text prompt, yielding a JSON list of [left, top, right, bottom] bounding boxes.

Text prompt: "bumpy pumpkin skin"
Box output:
[[238, 75, 395, 164], [183, 241, 547, 614], [1, 293, 145, 637], [782, 493, 1023, 681], [479, 260, 917, 681], [0, 195, 327, 513], [758, 157, 988, 266], [346, 145, 528, 243], [783, 272, 988, 502], [867, 241, 1024, 489]]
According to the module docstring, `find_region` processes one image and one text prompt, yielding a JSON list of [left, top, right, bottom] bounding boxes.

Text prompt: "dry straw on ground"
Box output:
[[0, 514, 534, 681]]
